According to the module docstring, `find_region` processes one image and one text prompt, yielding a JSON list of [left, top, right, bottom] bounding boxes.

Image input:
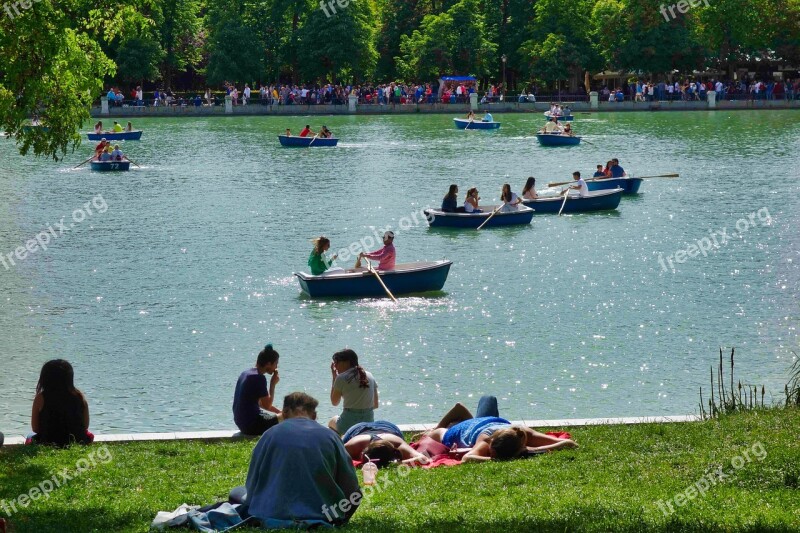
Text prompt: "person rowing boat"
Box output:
[[299, 125, 315, 138], [540, 117, 563, 134], [563, 171, 589, 198]]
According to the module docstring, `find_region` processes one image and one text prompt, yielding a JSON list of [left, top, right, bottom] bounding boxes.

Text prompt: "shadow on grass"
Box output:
[[3, 507, 146, 533]]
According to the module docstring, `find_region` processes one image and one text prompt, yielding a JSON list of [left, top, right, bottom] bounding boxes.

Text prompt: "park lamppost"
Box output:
[[501, 54, 507, 100]]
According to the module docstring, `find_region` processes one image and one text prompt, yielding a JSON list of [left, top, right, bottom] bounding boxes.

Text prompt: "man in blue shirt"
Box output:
[[593, 165, 606, 178], [610, 158, 627, 178], [233, 344, 281, 435], [242, 392, 361, 526]]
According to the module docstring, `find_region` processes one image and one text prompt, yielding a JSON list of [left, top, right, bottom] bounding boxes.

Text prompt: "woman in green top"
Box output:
[[308, 236, 338, 275]]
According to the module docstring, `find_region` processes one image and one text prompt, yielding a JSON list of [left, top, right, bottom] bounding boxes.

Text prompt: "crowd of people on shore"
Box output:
[[12, 353, 577, 527], [602, 78, 800, 102]]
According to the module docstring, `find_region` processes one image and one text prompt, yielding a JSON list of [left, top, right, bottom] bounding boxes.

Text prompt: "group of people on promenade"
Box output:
[[12, 354, 577, 528], [601, 78, 800, 102]]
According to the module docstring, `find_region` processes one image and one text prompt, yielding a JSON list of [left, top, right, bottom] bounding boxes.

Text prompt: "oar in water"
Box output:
[[364, 258, 397, 302], [477, 205, 503, 230], [124, 157, 141, 168], [73, 156, 94, 169], [558, 189, 571, 216], [308, 133, 319, 146]]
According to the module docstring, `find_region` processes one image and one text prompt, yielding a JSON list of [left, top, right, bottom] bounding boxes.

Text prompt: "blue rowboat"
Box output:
[[90, 159, 130, 171], [424, 205, 534, 229], [278, 135, 338, 147], [454, 118, 501, 130], [87, 130, 143, 141], [296, 260, 452, 298], [587, 177, 643, 194], [544, 112, 574, 121], [521, 188, 623, 214], [536, 133, 581, 146]]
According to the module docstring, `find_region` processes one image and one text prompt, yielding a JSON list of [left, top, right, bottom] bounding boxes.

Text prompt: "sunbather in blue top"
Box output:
[[442, 416, 511, 448]]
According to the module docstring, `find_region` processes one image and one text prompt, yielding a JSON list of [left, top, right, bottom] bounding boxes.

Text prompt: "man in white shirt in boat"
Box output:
[[542, 117, 562, 134], [563, 171, 589, 198]]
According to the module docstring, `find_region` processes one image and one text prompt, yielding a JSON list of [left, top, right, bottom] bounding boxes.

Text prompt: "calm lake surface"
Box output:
[[1, 111, 798, 435]]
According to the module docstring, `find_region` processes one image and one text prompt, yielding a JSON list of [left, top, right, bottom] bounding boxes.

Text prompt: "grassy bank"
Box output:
[[1, 409, 798, 532]]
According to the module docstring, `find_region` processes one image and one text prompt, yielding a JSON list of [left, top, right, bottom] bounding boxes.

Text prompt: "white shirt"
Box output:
[[244, 87, 251, 97], [575, 178, 589, 197]]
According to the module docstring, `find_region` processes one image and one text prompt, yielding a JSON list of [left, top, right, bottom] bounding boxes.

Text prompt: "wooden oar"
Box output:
[[558, 190, 571, 216], [548, 176, 602, 187], [308, 133, 319, 146], [124, 156, 141, 168], [364, 258, 397, 302], [73, 156, 94, 169], [477, 205, 503, 230], [637, 173, 679, 179]]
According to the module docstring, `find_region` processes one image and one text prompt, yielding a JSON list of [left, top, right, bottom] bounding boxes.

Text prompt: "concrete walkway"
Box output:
[[1, 414, 700, 446]]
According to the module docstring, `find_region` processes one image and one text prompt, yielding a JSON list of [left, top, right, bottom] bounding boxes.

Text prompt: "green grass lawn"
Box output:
[[1, 409, 799, 532]]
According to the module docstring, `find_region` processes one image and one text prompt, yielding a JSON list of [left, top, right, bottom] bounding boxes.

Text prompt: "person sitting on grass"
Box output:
[[426, 395, 577, 462], [29, 359, 93, 446], [232, 344, 281, 436], [329, 349, 378, 435], [239, 392, 361, 527], [342, 421, 427, 467]]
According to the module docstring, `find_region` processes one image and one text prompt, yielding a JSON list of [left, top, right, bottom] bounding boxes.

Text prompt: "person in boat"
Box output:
[[319, 125, 332, 138], [593, 165, 606, 178], [111, 145, 124, 161], [541, 117, 561, 134], [466, 111, 475, 121], [99, 147, 113, 162], [602, 160, 614, 178], [299, 125, 315, 138], [563, 123, 574, 136], [308, 236, 339, 276], [125, 122, 133, 132], [464, 187, 482, 213], [285, 129, 292, 137], [441, 184, 459, 213], [358, 231, 395, 271], [94, 138, 109, 158], [233, 344, 281, 436], [482, 111, 494, 122], [521, 177, 537, 200], [329, 349, 379, 435], [241, 392, 361, 526], [500, 183, 521, 211], [609, 158, 627, 178], [29, 359, 93, 446], [112, 121, 123, 133], [564, 171, 589, 198], [94, 121, 103, 134], [425, 395, 577, 462], [563, 105, 572, 116], [342, 421, 427, 467]]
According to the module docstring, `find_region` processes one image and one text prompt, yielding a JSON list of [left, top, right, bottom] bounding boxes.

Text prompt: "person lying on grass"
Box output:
[[342, 421, 427, 467], [426, 395, 577, 462]]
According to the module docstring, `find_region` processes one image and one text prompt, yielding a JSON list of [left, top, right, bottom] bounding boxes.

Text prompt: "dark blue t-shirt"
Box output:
[[233, 368, 268, 430], [610, 165, 626, 178], [441, 196, 458, 212], [593, 171, 605, 178]]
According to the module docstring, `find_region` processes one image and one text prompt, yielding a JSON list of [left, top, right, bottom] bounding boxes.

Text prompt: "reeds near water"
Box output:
[[700, 348, 800, 419]]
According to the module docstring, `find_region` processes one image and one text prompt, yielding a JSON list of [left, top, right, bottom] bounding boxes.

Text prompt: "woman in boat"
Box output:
[[466, 111, 475, 121], [500, 183, 521, 210], [563, 123, 574, 136], [464, 187, 482, 213], [125, 122, 133, 132], [29, 359, 93, 446], [521, 177, 537, 200], [342, 421, 427, 467], [94, 121, 103, 134], [602, 160, 614, 178], [425, 396, 577, 462], [441, 184, 459, 213], [329, 349, 379, 435], [308, 236, 338, 276], [320, 125, 332, 138]]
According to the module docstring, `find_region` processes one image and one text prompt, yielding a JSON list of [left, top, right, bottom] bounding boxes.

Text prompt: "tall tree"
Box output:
[[0, 0, 115, 159], [297, 0, 379, 82]]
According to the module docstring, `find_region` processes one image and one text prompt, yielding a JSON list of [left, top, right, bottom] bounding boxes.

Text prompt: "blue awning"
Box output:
[[440, 76, 477, 82]]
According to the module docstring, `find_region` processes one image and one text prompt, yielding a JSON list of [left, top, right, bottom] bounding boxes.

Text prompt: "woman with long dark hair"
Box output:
[[441, 184, 459, 213], [329, 349, 378, 435], [30, 359, 92, 446], [522, 177, 537, 200], [500, 183, 521, 211]]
